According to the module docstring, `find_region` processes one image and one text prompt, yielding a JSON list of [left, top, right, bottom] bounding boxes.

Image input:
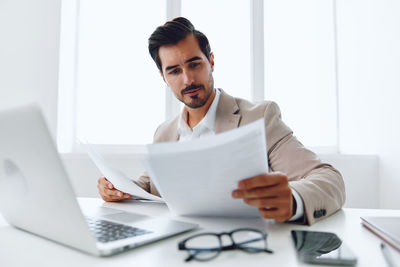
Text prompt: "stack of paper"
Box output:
[[84, 143, 163, 202], [84, 119, 269, 218], [143, 119, 268, 218]]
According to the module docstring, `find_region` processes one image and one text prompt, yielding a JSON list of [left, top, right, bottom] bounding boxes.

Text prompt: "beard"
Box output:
[[179, 72, 214, 109]]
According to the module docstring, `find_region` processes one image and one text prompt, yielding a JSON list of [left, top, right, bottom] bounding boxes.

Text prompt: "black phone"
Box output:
[[291, 230, 357, 266]]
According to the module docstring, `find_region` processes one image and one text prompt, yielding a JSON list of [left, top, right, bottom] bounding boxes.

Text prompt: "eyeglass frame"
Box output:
[[178, 228, 273, 262]]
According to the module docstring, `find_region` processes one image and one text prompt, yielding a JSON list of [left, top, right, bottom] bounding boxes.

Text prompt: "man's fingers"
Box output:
[[232, 186, 291, 199], [258, 207, 291, 222], [238, 172, 288, 190], [101, 189, 130, 201], [98, 177, 114, 189], [103, 188, 130, 198], [232, 172, 293, 222], [243, 197, 290, 208], [97, 177, 131, 202], [107, 181, 113, 189], [105, 188, 123, 197]]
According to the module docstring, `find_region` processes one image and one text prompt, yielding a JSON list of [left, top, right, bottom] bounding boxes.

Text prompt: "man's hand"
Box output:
[[97, 177, 131, 202], [232, 172, 293, 222]]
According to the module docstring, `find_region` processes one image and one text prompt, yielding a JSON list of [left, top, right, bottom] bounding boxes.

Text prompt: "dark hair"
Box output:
[[148, 17, 211, 73]]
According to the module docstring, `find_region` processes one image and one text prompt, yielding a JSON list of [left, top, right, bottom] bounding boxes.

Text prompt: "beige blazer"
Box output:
[[135, 89, 346, 225]]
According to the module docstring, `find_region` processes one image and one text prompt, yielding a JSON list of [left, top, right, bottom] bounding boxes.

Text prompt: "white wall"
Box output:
[[0, 0, 61, 137], [336, 0, 400, 208], [320, 154, 379, 208]]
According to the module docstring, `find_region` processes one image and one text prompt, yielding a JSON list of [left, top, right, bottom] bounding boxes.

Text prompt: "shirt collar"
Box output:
[[178, 88, 221, 135]]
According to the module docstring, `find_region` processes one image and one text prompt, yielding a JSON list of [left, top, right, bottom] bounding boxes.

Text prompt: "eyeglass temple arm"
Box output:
[[235, 238, 274, 253], [184, 248, 221, 262], [184, 254, 195, 262]]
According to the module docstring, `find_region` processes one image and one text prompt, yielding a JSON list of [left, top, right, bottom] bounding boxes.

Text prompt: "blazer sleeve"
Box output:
[[264, 102, 346, 225], [134, 171, 161, 197], [133, 124, 164, 197]]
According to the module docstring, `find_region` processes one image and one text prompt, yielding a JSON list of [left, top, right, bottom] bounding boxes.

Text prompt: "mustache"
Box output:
[[181, 84, 204, 95]]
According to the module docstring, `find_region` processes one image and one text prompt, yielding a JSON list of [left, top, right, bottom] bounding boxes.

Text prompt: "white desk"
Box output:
[[0, 198, 399, 267]]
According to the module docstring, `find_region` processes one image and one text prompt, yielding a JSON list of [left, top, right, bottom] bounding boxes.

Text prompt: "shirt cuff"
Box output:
[[288, 188, 304, 221]]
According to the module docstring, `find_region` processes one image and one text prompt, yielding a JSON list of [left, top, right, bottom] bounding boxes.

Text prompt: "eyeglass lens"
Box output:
[[185, 234, 222, 261], [232, 230, 266, 252]]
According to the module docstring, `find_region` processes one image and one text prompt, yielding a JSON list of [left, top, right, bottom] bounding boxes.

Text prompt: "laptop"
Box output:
[[0, 104, 198, 256], [361, 216, 400, 252]]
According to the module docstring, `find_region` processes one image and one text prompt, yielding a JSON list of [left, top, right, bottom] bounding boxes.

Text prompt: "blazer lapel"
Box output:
[[154, 116, 179, 143], [157, 89, 240, 141], [215, 89, 241, 134], [165, 117, 179, 141]]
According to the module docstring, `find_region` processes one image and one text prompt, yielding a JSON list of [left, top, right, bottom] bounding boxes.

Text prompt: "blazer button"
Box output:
[[313, 210, 325, 218], [313, 210, 319, 218]]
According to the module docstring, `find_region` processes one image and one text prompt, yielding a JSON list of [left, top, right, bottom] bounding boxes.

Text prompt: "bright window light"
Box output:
[[76, 0, 166, 145], [264, 0, 338, 148], [182, 0, 251, 101], [59, 0, 339, 152]]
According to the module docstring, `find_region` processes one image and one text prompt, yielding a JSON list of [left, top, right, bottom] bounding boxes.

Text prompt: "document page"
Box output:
[[143, 119, 268, 217], [83, 142, 164, 202]]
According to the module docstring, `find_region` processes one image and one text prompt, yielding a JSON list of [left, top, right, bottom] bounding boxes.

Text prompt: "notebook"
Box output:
[[361, 216, 400, 252]]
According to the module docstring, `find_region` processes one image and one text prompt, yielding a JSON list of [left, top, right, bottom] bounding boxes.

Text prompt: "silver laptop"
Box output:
[[0, 104, 197, 256]]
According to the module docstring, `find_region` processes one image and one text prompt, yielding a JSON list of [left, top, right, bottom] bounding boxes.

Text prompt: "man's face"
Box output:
[[158, 34, 215, 109]]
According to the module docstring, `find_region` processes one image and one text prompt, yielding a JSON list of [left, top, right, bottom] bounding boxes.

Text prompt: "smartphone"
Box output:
[[291, 230, 357, 266]]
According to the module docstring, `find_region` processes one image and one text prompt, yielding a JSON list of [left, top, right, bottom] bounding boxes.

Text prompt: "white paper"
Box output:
[[82, 142, 164, 202], [142, 119, 268, 217]]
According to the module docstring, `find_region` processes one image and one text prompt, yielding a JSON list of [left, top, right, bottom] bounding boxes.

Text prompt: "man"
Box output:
[[98, 17, 345, 225]]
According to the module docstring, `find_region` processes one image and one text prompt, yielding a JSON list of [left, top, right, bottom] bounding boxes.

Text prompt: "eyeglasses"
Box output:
[[178, 228, 273, 262]]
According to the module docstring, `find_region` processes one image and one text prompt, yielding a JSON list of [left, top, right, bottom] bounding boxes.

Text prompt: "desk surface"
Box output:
[[0, 198, 399, 267]]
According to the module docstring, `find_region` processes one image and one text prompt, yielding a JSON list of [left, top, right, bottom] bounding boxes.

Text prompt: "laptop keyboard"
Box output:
[[86, 217, 152, 243]]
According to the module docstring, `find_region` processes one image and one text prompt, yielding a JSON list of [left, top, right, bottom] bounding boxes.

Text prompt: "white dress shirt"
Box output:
[[177, 88, 304, 221], [177, 88, 221, 141]]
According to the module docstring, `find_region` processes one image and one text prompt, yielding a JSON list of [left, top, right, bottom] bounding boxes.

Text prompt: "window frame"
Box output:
[[57, 0, 339, 154]]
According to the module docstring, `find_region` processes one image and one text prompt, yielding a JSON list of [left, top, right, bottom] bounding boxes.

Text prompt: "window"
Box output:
[[182, 0, 251, 100], [58, 0, 338, 153], [264, 0, 338, 149], [76, 0, 166, 145]]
